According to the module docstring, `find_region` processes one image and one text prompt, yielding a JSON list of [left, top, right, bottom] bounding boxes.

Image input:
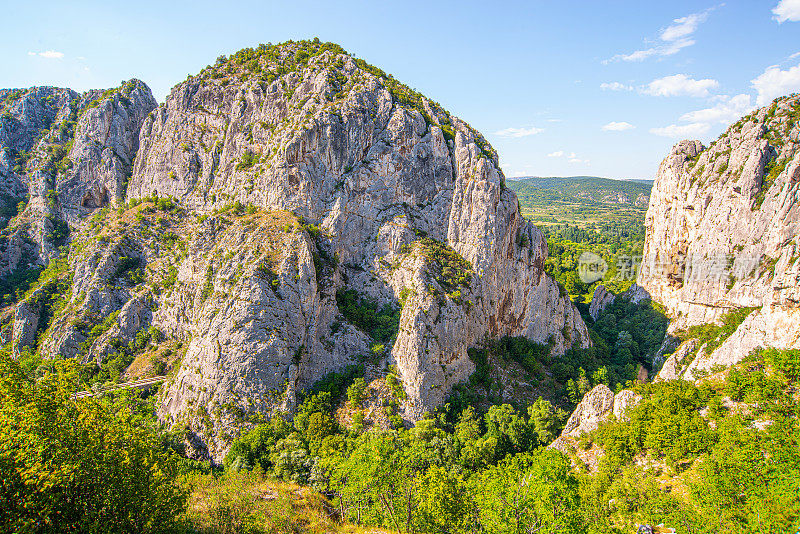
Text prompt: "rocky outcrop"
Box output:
[[589, 284, 615, 321], [11, 297, 39, 356], [639, 95, 800, 379], [560, 384, 615, 438], [57, 81, 156, 223], [0, 81, 156, 274], [549, 385, 641, 457], [557, 384, 640, 438], [1, 42, 590, 462]]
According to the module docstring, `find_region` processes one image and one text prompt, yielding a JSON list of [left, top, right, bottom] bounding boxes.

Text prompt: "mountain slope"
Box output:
[[0, 81, 156, 275], [127, 41, 588, 459]]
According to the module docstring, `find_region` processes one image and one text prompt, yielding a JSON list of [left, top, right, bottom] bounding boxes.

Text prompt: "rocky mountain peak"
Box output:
[[0, 42, 589, 462], [0, 79, 156, 274], [637, 94, 800, 381]]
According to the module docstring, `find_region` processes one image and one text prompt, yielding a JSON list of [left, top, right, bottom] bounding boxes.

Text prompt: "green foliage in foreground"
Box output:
[[587, 348, 800, 532], [2, 345, 799, 533], [0, 351, 188, 533], [218, 347, 800, 534]]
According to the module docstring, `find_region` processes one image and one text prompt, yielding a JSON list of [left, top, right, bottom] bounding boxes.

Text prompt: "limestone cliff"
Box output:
[[637, 94, 800, 380], [124, 42, 587, 458], [1, 41, 588, 462], [0, 81, 156, 274]]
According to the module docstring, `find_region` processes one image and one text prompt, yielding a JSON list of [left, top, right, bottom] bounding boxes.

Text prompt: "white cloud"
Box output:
[[602, 121, 635, 131], [28, 50, 64, 59], [790, 51, 800, 59], [548, 151, 585, 163], [600, 82, 633, 91], [649, 122, 711, 138], [660, 11, 710, 41], [773, 0, 800, 22], [494, 127, 544, 138], [751, 62, 800, 105], [605, 39, 695, 63], [605, 8, 714, 63], [641, 74, 719, 97], [546, 118, 563, 123], [680, 94, 754, 124]]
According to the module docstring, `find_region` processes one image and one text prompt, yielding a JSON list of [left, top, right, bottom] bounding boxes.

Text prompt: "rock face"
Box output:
[[638, 95, 800, 380], [0, 81, 156, 275], [549, 385, 641, 456], [57, 81, 156, 223], [588, 284, 615, 321], [1, 42, 590, 462], [560, 384, 615, 438]]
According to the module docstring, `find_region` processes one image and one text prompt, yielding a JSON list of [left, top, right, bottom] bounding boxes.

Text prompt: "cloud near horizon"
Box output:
[[680, 94, 754, 124], [649, 94, 753, 140], [546, 150, 588, 164]]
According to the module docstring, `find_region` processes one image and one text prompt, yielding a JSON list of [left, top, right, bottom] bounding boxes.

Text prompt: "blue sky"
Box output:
[[4, 1, 800, 180]]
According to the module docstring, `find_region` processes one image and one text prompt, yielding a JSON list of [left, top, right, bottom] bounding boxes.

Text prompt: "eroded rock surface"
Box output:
[[0, 81, 156, 275], [589, 284, 615, 321], [550, 385, 641, 458], [638, 96, 800, 380]]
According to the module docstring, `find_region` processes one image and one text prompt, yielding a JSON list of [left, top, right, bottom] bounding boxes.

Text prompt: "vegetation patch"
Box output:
[[754, 156, 787, 209], [679, 307, 757, 362], [335, 288, 400, 343], [406, 237, 473, 291]]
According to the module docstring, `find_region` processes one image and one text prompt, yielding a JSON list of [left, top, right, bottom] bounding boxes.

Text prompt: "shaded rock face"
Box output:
[[639, 95, 800, 379], [57, 81, 157, 223], [11, 297, 40, 356], [0, 81, 156, 275], [588, 284, 615, 321], [117, 43, 588, 457]]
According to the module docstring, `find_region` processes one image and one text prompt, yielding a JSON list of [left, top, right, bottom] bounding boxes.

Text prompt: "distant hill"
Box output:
[[507, 176, 652, 208]]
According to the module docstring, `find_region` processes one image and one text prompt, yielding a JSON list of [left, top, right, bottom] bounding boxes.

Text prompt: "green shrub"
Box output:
[[346, 377, 367, 408], [335, 288, 400, 342], [0, 353, 188, 531]]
